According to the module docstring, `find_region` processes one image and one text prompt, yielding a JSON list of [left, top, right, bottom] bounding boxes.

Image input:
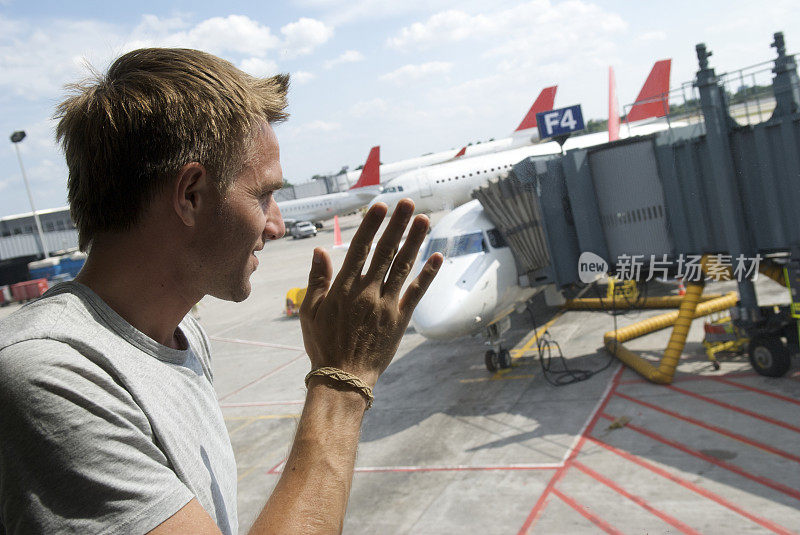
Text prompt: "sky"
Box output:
[[0, 0, 797, 217]]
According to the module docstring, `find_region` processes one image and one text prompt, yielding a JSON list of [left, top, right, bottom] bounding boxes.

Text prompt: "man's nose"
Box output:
[[266, 202, 285, 240]]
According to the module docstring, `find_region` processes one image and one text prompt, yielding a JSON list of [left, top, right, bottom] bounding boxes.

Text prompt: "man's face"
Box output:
[[201, 123, 285, 302]]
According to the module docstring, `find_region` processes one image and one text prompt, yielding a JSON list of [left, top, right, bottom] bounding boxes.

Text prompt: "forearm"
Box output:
[[250, 378, 367, 534]]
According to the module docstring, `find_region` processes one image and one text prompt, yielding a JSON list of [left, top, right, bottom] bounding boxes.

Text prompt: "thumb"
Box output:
[[300, 248, 332, 318]]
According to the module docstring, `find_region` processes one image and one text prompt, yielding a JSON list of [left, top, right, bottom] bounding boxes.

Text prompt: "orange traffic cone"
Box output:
[[677, 278, 686, 296], [333, 216, 343, 247]]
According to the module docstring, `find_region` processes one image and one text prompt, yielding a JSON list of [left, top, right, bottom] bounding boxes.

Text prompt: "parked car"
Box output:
[[290, 221, 318, 239]]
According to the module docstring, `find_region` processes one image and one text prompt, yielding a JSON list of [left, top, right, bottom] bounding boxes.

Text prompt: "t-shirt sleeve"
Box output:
[[0, 340, 194, 535]]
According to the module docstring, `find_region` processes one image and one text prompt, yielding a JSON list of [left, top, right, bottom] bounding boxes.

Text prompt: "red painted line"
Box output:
[[552, 488, 622, 534], [573, 460, 701, 534], [666, 384, 800, 434], [267, 456, 287, 475], [219, 352, 307, 401], [588, 436, 798, 535], [618, 371, 758, 385], [353, 464, 560, 473], [600, 413, 800, 502], [615, 391, 800, 463], [710, 377, 800, 407], [209, 335, 305, 352], [516, 365, 624, 535], [220, 400, 305, 408]]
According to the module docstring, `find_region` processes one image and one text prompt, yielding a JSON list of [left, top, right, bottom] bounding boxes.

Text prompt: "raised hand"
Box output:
[[299, 199, 443, 388]]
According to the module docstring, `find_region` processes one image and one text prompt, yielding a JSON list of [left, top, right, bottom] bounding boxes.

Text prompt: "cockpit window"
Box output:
[[486, 228, 508, 248], [425, 231, 487, 258]]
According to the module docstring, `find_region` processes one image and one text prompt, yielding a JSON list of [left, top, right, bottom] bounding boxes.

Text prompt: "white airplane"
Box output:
[[280, 146, 380, 227], [336, 86, 558, 188], [371, 60, 673, 216], [410, 199, 539, 370], [407, 60, 674, 372]]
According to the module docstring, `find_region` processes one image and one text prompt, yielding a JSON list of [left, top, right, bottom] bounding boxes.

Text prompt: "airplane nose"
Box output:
[[410, 264, 484, 339]]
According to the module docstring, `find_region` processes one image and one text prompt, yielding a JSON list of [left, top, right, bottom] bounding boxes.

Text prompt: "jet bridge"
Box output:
[[474, 31, 800, 381]]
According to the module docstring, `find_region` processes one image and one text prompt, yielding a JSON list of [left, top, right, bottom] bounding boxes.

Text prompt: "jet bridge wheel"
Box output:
[[748, 335, 791, 377]]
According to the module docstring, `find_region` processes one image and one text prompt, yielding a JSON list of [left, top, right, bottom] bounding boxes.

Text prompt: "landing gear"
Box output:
[[748, 335, 792, 377], [484, 348, 512, 372]]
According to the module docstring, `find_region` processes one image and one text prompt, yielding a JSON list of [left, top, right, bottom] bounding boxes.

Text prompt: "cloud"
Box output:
[[638, 30, 666, 42], [348, 97, 388, 118], [380, 61, 453, 83], [0, 13, 336, 102], [324, 50, 365, 69], [292, 70, 316, 84], [279, 17, 334, 58], [240, 57, 279, 77], [388, 1, 627, 52], [301, 120, 340, 132]]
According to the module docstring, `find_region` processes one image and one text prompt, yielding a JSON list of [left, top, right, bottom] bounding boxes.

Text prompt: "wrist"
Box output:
[[306, 375, 370, 412]]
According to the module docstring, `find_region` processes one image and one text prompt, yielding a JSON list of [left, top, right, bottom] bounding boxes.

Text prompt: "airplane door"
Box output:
[[416, 171, 434, 198]]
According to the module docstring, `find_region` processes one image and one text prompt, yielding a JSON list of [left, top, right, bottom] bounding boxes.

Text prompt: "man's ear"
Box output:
[[173, 162, 210, 227]]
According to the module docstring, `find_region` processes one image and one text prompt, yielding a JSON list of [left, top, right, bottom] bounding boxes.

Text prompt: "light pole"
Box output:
[[10, 130, 49, 259]]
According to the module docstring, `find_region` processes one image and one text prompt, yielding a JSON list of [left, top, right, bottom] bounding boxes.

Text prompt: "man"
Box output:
[[0, 48, 442, 533]]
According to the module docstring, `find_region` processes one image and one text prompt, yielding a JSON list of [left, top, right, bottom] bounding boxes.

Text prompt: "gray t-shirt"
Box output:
[[0, 282, 237, 534]]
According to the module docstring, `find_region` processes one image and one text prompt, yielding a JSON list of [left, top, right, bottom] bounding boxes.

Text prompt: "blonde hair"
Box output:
[[55, 48, 289, 251]]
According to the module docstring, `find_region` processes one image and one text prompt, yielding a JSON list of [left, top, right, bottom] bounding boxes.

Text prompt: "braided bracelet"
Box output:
[[304, 367, 374, 410]]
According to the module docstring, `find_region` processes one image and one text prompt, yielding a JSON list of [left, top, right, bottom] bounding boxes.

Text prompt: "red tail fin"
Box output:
[[627, 59, 671, 122], [454, 146, 466, 158], [608, 66, 620, 141], [514, 85, 558, 131], [350, 146, 380, 189]]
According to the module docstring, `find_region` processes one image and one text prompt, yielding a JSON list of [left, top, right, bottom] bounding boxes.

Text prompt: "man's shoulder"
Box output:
[[0, 283, 98, 350]]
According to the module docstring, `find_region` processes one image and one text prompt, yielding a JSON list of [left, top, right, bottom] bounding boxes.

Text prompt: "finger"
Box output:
[[364, 198, 415, 285], [399, 252, 443, 318], [300, 248, 333, 319], [335, 203, 387, 289], [382, 213, 430, 297]]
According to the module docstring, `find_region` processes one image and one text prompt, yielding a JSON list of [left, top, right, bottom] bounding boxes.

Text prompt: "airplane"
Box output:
[[335, 86, 558, 188], [407, 60, 674, 372], [279, 146, 381, 228], [409, 199, 538, 370], [370, 60, 673, 216]]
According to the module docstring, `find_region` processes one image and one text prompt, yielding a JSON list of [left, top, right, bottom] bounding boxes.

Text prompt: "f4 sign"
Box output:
[[536, 105, 585, 139]]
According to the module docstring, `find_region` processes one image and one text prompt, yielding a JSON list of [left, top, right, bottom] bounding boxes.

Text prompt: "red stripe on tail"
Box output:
[[350, 146, 380, 189], [627, 59, 671, 122], [454, 146, 466, 158], [514, 85, 558, 131], [608, 66, 620, 141]]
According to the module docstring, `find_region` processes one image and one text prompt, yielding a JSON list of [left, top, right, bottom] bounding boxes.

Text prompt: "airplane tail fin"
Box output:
[[514, 85, 558, 132], [454, 146, 466, 158], [626, 59, 671, 122], [350, 146, 380, 189], [608, 66, 620, 141]]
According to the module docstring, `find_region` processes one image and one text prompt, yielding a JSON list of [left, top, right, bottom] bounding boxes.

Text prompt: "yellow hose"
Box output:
[[563, 294, 722, 310], [603, 290, 738, 384]]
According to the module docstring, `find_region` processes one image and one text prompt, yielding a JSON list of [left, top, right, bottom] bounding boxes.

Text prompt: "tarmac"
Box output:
[[2, 210, 799, 534]]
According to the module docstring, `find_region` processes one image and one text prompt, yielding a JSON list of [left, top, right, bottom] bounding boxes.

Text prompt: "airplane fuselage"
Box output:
[[278, 187, 379, 224], [410, 200, 538, 340]]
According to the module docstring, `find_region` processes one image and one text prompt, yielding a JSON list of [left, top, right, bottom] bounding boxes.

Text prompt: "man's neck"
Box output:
[[75, 233, 198, 350]]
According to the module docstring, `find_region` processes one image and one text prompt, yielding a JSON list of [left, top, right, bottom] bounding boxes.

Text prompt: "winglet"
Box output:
[[350, 146, 380, 189], [514, 86, 558, 132], [454, 146, 466, 158], [627, 59, 671, 122], [608, 66, 620, 141]]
